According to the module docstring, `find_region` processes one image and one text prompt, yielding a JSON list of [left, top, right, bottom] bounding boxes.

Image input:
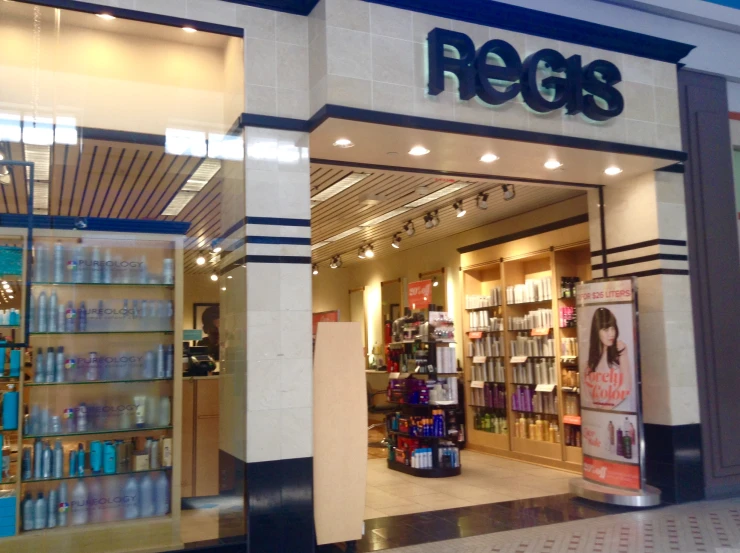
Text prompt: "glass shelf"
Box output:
[[24, 425, 173, 439], [26, 378, 173, 387], [0, 326, 19, 328], [23, 466, 171, 484], [0, 478, 16, 485], [32, 282, 173, 288], [30, 331, 173, 336]]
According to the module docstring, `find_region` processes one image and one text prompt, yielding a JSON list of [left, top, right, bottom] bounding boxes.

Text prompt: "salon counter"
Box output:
[[182, 375, 235, 498]]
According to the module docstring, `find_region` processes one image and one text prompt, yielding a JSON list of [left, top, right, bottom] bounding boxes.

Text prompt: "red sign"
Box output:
[[530, 327, 550, 336], [312, 310, 339, 337], [583, 455, 641, 491], [468, 331, 483, 339], [408, 280, 432, 310], [563, 415, 582, 426]]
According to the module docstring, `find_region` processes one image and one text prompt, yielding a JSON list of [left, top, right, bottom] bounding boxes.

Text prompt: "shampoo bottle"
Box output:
[[88, 477, 103, 523], [154, 473, 169, 516], [37, 291, 47, 333], [47, 487, 57, 528], [78, 301, 87, 332], [53, 440, 64, 478], [139, 474, 154, 518], [58, 481, 69, 527], [34, 348, 44, 383], [34, 492, 47, 529], [53, 241, 64, 283], [122, 476, 139, 520], [48, 290, 58, 333], [45, 348, 55, 383], [71, 480, 88, 525], [22, 492, 33, 531], [55, 347, 65, 382]]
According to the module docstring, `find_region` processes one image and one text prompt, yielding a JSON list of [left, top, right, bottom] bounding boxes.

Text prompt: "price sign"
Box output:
[[470, 381, 485, 388], [473, 356, 487, 364], [531, 327, 550, 336], [511, 356, 528, 363]]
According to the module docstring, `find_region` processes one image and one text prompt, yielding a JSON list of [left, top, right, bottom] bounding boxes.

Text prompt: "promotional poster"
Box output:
[[576, 278, 642, 491]]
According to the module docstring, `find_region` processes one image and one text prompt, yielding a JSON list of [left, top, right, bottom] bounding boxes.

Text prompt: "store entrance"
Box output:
[[308, 118, 668, 548]]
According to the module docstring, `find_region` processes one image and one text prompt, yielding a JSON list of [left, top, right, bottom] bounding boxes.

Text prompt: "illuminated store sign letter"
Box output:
[[427, 28, 624, 122]]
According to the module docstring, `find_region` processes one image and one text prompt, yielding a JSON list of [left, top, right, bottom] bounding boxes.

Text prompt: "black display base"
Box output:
[[387, 460, 461, 478]]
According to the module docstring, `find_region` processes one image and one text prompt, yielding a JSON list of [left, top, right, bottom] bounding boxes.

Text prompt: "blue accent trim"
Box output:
[[222, 217, 247, 241], [12, 0, 244, 37], [219, 254, 312, 273], [704, 0, 740, 8], [0, 215, 190, 235], [247, 236, 311, 245], [220, 0, 319, 16], [311, 104, 688, 162], [246, 216, 312, 227], [362, 0, 694, 64], [240, 113, 310, 132], [312, 158, 600, 189]]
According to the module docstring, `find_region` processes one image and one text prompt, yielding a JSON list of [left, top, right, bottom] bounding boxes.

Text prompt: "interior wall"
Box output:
[[312, 195, 588, 362], [184, 273, 221, 332], [0, 5, 229, 136]]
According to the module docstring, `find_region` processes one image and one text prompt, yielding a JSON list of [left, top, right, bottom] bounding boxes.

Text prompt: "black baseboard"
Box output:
[[246, 457, 315, 553], [644, 423, 704, 503]]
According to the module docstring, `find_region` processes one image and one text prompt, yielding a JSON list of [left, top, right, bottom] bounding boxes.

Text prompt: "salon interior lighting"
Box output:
[[544, 159, 563, 170], [210, 274, 218, 281], [454, 200, 466, 218], [404, 221, 415, 237], [431, 211, 440, 227], [329, 256, 342, 269], [183, 27, 197, 33], [392, 234, 401, 249], [480, 153, 499, 163], [311, 172, 370, 204], [364, 245, 375, 259], [358, 247, 366, 260], [404, 182, 469, 208], [604, 166, 623, 176], [96, 13, 116, 20], [424, 213, 434, 229], [433, 277, 439, 287], [333, 138, 354, 148], [408, 146, 430, 156], [196, 254, 206, 266], [162, 158, 222, 216], [502, 184, 516, 201], [312, 264, 319, 275], [477, 193, 489, 210]]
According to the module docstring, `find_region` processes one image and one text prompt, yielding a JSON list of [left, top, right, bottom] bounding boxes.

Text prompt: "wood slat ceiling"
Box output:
[[0, 138, 586, 274]]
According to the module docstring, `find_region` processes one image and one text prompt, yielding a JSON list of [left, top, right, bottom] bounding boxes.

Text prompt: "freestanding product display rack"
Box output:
[[0, 227, 184, 553]]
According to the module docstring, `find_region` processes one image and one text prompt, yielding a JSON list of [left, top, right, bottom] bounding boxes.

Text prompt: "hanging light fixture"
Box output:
[[404, 221, 415, 237], [477, 192, 489, 210], [453, 200, 466, 218], [502, 184, 516, 201], [391, 234, 402, 249], [364, 245, 375, 259], [329, 255, 342, 269], [312, 264, 319, 275]]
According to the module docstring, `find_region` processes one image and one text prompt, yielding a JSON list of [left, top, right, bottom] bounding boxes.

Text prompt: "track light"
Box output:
[[404, 221, 415, 237], [210, 274, 218, 281], [364, 245, 375, 259], [431, 211, 440, 227], [433, 277, 439, 287], [502, 184, 516, 201], [211, 240, 222, 254], [477, 193, 489, 210], [392, 234, 401, 249], [358, 247, 366, 259], [329, 255, 342, 269], [196, 254, 206, 266], [454, 200, 466, 218], [424, 213, 434, 229], [312, 264, 319, 275]]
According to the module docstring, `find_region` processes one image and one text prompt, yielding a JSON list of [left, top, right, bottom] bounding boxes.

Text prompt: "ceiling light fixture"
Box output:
[[544, 159, 563, 170], [408, 146, 430, 156], [211, 240, 222, 254], [96, 13, 116, 20], [196, 254, 206, 266], [360, 208, 411, 228], [433, 277, 439, 287], [333, 138, 354, 148], [329, 256, 342, 269], [502, 184, 516, 201], [227, 275, 233, 279], [183, 27, 197, 33], [431, 211, 440, 227], [404, 221, 415, 237], [392, 234, 401, 249], [404, 182, 469, 208], [312, 264, 319, 275], [7, 296, 12, 299], [477, 193, 489, 210], [424, 213, 434, 229], [221, 287, 227, 291], [454, 200, 466, 218], [210, 274, 218, 281], [312, 172, 370, 204], [480, 153, 499, 163], [364, 245, 375, 259], [604, 166, 623, 176], [358, 247, 366, 260]]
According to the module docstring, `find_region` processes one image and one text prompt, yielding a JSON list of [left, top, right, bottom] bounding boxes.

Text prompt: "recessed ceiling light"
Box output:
[[409, 146, 430, 156], [210, 274, 218, 281], [605, 166, 623, 176], [480, 153, 499, 163], [1, 281, 6, 285], [183, 27, 197, 33], [333, 138, 354, 148], [96, 13, 116, 20], [544, 159, 563, 170], [221, 287, 227, 291], [227, 275, 233, 279]]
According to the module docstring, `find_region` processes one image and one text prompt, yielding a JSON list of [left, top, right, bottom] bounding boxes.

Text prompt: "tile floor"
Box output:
[[378, 497, 740, 553], [365, 449, 575, 519]]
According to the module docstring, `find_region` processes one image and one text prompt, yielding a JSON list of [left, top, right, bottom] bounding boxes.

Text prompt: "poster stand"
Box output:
[[568, 277, 661, 507]]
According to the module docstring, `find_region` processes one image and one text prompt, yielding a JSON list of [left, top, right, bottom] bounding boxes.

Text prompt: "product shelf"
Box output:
[[32, 282, 173, 288], [464, 305, 500, 312], [388, 431, 449, 440], [0, 326, 19, 329], [29, 330, 174, 336], [506, 299, 552, 307], [23, 466, 172, 484], [24, 425, 173, 440], [26, 378, 174, 388]]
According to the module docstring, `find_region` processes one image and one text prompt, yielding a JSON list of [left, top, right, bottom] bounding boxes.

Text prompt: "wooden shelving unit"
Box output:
[[462, 242, 591, 472]]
